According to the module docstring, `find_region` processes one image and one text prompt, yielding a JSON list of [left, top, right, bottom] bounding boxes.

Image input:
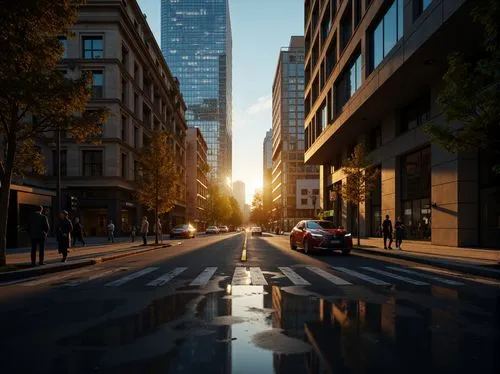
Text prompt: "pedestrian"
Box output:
[[27, 206, 50, 266], [56, 210, 73, 262], [141, 216, 149, 245], [130, 225, 136, 242], [395, 216, 404, 250], [72, 217, 86, 247], [107, 219, 115, 243], [382, 214, 393, 250], [155, 219, 163, 244]]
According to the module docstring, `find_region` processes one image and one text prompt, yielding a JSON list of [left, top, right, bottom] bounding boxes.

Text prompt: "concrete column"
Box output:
[[381, 157, 398, 221]]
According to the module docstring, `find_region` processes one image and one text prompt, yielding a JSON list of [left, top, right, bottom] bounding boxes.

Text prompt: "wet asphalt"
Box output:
[[0, 232, 499, 374]]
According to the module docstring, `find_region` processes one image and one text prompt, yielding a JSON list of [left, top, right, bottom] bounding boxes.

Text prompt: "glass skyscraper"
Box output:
[[161, 0, 232, 184]]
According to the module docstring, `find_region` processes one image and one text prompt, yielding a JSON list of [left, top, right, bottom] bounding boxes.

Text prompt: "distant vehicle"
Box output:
[[251, 227, 263, 236], [218, 226, 229, 233], [290, 220, 352, 255], [206, 226, 220, 234], [170, 224, 196, 239]]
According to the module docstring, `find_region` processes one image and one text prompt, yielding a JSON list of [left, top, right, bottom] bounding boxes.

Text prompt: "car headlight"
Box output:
[[344, 233, 352, 237], [311, 233, 324, 238]]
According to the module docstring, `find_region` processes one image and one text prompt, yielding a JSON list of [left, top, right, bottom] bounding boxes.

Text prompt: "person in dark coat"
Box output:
[[57, 210, 73, 262], [72, 217, 86, 247], [28, 206, 50, 266], [382, 215, 393, 250], [395, 216, 404, 250]]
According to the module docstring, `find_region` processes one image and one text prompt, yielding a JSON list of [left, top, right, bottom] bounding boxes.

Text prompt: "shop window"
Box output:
[[413, 0, 433, 20], [400, 90, 431, 133]]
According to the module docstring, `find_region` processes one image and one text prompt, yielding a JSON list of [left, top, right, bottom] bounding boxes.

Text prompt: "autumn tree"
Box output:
[[340, 143, 380, 246], [136, 130, 180, 244], [228, 196, 243, 228], [423, 0, 500, 174], [206, 184, 232, 225], [249, 191, 267, 228], [0, 0, 108, 265]]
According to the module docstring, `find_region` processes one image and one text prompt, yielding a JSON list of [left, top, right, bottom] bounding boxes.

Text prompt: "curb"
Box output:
[[354, 247, 500, 279], [0, 244, 170, 282]]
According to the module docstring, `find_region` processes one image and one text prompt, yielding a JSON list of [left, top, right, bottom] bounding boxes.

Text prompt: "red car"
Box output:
[[289, 220, 352, 255]]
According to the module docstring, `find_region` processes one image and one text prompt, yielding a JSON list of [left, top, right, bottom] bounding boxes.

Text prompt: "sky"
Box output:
[[137, 0, 303, 203]]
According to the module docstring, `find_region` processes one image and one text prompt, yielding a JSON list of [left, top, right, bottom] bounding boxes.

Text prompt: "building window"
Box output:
[[414, 0, 432, 20], [89, 70, 103, 98], [121, 78, 127, 103], [301, 198, 308, 205], [313, 189, 319, 195], [121, 153, 127, 178], [335, 53, 362, 114], [400, 91, 431, 133], [326, 36, 337, 80], [369, 125, 382, 151], [301, 189, 308, 196], [370, 0, 404, 71], [52, 150, 67, 176], [354, 0, 362, 28], [121, 115, 127, 142], [340, 11, 352, 51], [134, 93, 139, 115], [320, 103, 327, 131], [134, 126, 139, 148], [82, 150, 103, 176], [59, 37, 68, 58], [82, 36, 103, 59]]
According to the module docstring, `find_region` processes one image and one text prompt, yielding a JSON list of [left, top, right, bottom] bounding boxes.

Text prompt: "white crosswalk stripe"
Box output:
[[278, 267, 311, 286], [232, 267, 250, 285], [105, 267, 159, 287], [22, 268, 94, 286], [249, 267, 268, 286], [386, 266, 465, 286], [306, 266, 352, 285], [65, 268, 129, 287], [331, 266, 391, 286], [190, 267, 218, 286], [147, 267, 188, 287], [361, 267, 429, 286]]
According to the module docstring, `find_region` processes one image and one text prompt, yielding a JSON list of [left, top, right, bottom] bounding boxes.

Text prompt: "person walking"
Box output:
[[57, 210, 73, 262], [130, 225, 136, 242], [382, 214, 393, 250], [395, 216, 404, 250], [28, 206, 50, 266], [72, 217, 86, 247], [141, 216, 149, 245], [155, 219, 163, 244], [107, 219, 115, 243]]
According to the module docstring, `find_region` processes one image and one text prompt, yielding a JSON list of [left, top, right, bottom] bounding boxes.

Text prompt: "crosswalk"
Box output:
[[3, 263, 474, 290]]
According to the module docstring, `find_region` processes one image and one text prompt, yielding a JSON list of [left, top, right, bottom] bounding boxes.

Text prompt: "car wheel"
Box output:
[[290, 237, 297, 250], [342, 248, 351, 256], [304, 238, 312, 255]]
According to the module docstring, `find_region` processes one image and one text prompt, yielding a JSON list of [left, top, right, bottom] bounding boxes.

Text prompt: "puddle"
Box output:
[[49, 281, 500, 374]]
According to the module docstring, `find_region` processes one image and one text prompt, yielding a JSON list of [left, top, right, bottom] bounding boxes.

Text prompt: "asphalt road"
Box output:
[[1, 232, 499, 374]]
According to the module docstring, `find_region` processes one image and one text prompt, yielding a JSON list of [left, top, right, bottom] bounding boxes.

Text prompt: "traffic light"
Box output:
[[67, 195, 78, 212]]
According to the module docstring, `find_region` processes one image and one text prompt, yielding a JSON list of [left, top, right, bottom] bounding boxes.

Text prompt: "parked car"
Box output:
[[206, 226, 220, 234], [289, 220, 352, 255], [170, 224, 196, 239], [218, 225, 229, 233], [251, 227, 263, 236]]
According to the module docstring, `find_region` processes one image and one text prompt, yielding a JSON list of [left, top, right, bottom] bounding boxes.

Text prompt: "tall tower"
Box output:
[[161, 0, 232, 185]]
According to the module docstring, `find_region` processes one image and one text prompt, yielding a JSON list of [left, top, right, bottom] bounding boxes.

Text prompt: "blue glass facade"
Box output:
[[161, 0, 232, 183]]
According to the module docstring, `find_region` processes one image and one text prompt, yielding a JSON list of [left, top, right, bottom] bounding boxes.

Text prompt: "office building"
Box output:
[[161, 0, 232, 185], [232, 180, 245, 212], [186, 128, 209, 230], [263, 129, 273, 217], [304, 0, 499, 246], [272, 36, 320, 232]]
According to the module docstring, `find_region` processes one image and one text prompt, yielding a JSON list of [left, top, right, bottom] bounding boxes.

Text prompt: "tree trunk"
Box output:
[[0, 141, 16, 266]]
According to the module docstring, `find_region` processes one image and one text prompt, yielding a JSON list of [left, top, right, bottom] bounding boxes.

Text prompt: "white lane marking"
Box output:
[[189, 267, 218, 286], [306, 266, 352, 285], [278, 267, 310, 286], [147, 267, 188, 287], [21, 268, 94, 286], [105, 267, 159, 287], [65, 268, 128, 287], [250, 267, 268, 286], [232, 267, 250, 285], [361, 267, 429, 286], [386, 266, 465, 286], [331, 267, 391, 286]]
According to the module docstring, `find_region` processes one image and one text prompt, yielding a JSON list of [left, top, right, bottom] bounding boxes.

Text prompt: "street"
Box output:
[[1, 232, 499, 374]]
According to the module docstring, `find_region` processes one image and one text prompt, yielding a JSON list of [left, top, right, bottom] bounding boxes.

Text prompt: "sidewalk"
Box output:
[[356, 237, 500, 278]]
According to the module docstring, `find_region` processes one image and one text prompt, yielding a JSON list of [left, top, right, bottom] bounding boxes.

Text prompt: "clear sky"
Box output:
[[137, 0, 303, 203]]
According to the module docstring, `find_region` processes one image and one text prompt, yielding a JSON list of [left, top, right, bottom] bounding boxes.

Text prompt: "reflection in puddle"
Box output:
[[52, 282, 500, 374]]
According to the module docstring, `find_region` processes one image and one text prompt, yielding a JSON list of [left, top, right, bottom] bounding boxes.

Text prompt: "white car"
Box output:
[[218, 225, 229, 233], [206, 226, 220, 234], [251, 227, 263, 236]]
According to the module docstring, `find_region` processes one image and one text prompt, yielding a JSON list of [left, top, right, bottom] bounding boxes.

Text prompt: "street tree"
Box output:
[[249, 191, 267, 228], [423, 0, 500, 174], [339, 143, 380, 246], [206, 184, 232, 225], [136, 130, 180, 244], [0, 0, 108, 265], [228, 196, 243, 228]]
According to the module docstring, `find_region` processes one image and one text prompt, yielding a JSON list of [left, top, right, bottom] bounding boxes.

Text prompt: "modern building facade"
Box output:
[[272, 36, 320, 232], [304, 0, 499, 247], [37, 0, 188, 236], [186, 128, 209, 230], [232, 180, 245, 212], [263, 129, 273, 217], [161, 0, 232, 185]]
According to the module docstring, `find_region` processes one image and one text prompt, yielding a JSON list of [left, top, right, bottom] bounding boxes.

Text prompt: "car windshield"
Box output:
[[174, 225, 188, 229], [306, 221, 336, 229], [208, 226, 217, 229], [251, 227, 261, 231]]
